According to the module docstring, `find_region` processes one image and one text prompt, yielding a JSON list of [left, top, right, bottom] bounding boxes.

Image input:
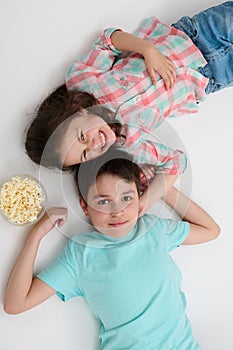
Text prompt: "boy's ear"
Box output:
[[138, 197, 146, 218], [79, 197, 89, 217]]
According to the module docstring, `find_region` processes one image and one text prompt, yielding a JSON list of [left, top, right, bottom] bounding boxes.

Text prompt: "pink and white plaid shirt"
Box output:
[[66, 17, 209, 174]]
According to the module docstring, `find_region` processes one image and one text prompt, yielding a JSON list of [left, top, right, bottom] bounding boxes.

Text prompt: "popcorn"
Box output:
[[0, 175, 45, 225]]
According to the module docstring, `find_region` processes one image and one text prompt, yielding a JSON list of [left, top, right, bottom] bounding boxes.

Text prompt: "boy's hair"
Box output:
[[25, 84, 122, 171], [74, 148, 142, 204]]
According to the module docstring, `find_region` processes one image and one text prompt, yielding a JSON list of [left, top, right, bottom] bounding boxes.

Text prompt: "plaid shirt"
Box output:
[[66, 17, 209, 174]]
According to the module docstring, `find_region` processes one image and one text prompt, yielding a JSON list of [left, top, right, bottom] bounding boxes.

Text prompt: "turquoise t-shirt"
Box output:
[[38, 214, 201, 350]]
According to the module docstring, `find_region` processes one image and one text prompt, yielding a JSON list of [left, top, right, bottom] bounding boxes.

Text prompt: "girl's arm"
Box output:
[[111, 30, 176, 89], [66, 28, 177, 92], [163, 187, 220, 244], [3, 208, 67, 315]]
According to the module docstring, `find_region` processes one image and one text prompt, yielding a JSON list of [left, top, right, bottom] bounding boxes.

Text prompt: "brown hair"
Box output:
[[74, 148, 142, 204], [25, 84, 123, 171]]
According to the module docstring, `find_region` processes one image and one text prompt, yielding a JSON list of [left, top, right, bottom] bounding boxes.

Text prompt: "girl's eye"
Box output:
[[82, 149, 87, 162], [80, 131, 85, 141], [122, 196, 133, 202], [97, 199, 109, 206]]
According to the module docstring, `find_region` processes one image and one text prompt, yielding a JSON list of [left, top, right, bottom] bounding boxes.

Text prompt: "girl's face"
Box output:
[[60, 111, 116, 166], [80, 174, 141, 238]]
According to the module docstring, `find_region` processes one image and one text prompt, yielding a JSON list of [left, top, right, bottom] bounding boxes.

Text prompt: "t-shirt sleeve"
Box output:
[[160, 218, 190, 251], [37, 240, 83, 302]]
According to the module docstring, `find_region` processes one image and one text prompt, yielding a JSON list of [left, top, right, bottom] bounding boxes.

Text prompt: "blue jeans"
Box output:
[[172, 1, 233, 94]]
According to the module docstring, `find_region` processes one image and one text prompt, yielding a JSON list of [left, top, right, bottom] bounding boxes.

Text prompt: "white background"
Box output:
[[1, 0, 233, 349]]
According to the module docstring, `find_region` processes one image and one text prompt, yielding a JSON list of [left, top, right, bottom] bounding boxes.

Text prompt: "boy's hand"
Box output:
[[143, 45, 176, 89], [31, 207, 68, 240]]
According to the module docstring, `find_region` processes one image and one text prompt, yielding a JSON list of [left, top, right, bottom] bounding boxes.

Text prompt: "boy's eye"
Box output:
[[97, 199, 109, 205], [122, 196, 133, 202]]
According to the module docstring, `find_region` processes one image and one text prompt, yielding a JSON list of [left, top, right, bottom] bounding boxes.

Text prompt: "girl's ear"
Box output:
[[79, 197, 89, 217]]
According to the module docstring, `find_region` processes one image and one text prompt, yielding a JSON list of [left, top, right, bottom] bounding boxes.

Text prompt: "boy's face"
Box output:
[[80, 174, 141, 238]]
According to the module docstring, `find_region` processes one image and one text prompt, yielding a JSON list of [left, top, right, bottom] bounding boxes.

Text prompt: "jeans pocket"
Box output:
[[172, 16, 198, 42]]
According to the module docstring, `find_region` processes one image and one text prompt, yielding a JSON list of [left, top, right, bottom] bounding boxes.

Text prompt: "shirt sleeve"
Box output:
[[66, 28, 122, 91], [37, 240, 83, 302], [127, 139, 187, 175], [141, 214, 190, 251], [161, 218, 190, 251]]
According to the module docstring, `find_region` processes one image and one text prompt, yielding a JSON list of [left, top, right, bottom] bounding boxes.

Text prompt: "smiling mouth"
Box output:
[[99, 131, 106, 149], [109, 221, 128, 228]]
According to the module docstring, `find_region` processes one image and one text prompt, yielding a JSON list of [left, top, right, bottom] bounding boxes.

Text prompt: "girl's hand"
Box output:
[[31, 207, 68, 240], [110, 31, 176, 88], [143, 45, 176, 89], [140, 164, 156, 192]]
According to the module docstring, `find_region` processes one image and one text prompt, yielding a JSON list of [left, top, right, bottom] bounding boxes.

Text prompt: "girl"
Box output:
[[25, 2, 233, 201]]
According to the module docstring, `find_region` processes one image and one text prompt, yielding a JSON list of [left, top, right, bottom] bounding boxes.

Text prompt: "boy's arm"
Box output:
[[111, 30, 176, 89], [136, 141, 187, 216], [3, 208, 67, 314], [163, 187, 220, 244], [140, 174, 179, 216]]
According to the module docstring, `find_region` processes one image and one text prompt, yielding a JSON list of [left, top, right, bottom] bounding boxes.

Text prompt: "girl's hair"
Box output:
[[74, 148, 142, 204], [25, 84, 123, 171]]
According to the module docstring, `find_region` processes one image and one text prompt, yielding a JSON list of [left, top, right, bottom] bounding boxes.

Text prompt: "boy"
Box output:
[[4, 150, 220, 349]]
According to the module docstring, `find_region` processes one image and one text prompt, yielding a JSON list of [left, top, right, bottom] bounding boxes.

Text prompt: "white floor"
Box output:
[[1, 1, 232, 349]]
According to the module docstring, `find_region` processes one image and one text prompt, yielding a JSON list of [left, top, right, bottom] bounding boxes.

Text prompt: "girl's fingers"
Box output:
[[162, 74, 173, 90], [169, 66, 177, 82], [146, 56, 176, 89], [166, 59, 177, 88], [141, 165, 156, 181], [148, 68, 157, 85], [163, 69, 176, 89]]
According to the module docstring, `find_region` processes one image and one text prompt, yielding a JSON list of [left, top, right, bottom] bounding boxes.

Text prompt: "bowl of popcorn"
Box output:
[[0, 174, 46, 225]]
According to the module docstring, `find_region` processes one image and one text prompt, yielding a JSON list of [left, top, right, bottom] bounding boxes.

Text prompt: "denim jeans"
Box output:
[[172, 1, 233, 94]]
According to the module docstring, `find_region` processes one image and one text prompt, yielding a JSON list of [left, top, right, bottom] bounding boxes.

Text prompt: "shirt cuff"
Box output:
[[101, 28, 122, 54], [156, 151, 188, 175]]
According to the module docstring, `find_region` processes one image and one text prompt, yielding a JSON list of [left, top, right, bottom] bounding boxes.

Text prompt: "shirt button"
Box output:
[[135, 96, 141, 102]]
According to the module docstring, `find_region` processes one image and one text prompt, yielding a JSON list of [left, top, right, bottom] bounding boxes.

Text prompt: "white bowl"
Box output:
[[0, 174, 47, 226]]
